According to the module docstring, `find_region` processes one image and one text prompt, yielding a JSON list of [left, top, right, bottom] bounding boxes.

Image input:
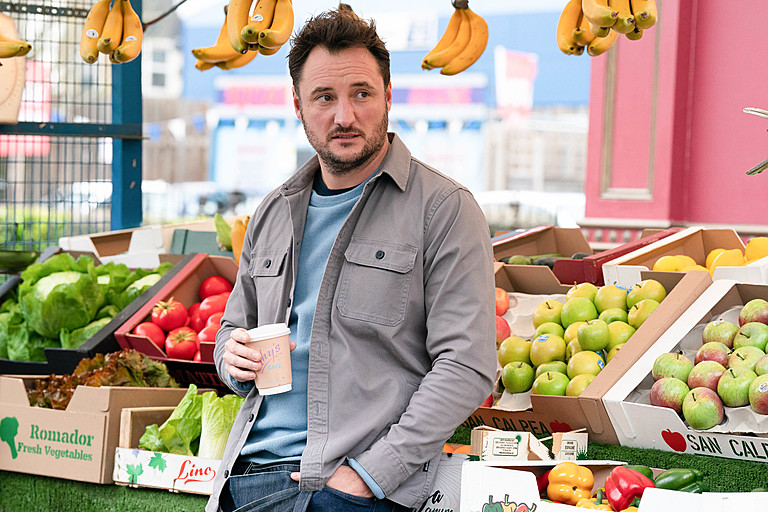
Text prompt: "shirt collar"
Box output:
[[281, 132, 411, 195]]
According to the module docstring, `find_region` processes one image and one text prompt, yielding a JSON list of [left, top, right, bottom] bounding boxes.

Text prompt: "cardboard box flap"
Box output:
[[492, 226, 592, 261], [67, 385, 122, 412], [0, 376, 33, 405], [119, 406, 175, 449], [495, 264, 571, 294]]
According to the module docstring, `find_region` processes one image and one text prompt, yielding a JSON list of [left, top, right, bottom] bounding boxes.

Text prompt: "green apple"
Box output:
[[594, 285, 628, 313], [566, 374, 595, 397], [627, 279, 667, 309], [748, 373, 768, 414], [717, 367, 758, 407], [566, 350, 605, 379], [577, 319, 611, 351], [566, 338, 583, 360], [501, 362, 536, 394], [755, 354, 768, 376], [560, 297, 598, 328], [498, 336, 532, 367], [535, 361, 568, 378], [564, 321, 586, 343], [605, 343, 625, 363], [607, 321, 635, 350], [529, 334, 567, 367], [532, 300, 564, 328], [566, 282, 598, 303], [682, 387, 724, 430], [733, 322, 768, 351], [534, 322, 566, 339], [531, 371, 570, 396], [728, 346, 766, 372], [628, 299, 660, 329], [598, 307, 629, 325]]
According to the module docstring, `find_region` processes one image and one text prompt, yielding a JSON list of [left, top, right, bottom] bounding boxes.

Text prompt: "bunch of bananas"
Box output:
[[80, 0, 143, 64], [558, 0, 657, 57], [192, 0, 292, 72], [0, 13, 32, 61], [421, 0, 488, 76]]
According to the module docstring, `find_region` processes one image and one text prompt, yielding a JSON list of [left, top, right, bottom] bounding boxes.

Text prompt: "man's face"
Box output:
[[293, 46, 392, 177]]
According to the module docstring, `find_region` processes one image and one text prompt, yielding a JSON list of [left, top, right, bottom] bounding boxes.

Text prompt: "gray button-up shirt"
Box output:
[[207, 133, 496, 510]]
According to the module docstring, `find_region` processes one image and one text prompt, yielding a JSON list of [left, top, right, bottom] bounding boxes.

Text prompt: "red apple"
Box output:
[[650, 377, 689, 413], [496, 315, 511, 347], [748, 374, 768, 414], [652, 352, 694, 382], [739, 298, 768, 326], [694, 341, 731, 367], [495, 287, 510, 316], [687, 361, 726, 391], [702, 319, 739, 349], [682, 387, 724, 430]]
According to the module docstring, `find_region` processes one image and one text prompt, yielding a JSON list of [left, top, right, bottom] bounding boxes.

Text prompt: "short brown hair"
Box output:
[[288, 7, 390, 92]]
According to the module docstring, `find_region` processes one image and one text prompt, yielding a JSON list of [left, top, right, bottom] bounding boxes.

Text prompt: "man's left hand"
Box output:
[[290, 466, 374, 497]]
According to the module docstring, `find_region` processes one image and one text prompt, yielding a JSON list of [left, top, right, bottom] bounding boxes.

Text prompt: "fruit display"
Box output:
[[647, 299, 768, 430], [421, 0, 488, 76], [0, 13, 32, 60], [192, 0, 292, 71], [649, 238, 768, 275], [80, 0, 143, 64], [131, 274, 233, 361], [557, 0, 657, 57], [494, 279, 667, 401]]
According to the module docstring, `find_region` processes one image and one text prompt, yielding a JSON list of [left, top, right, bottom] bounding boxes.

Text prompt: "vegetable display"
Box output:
[[138, 383, 244, 459], [26, 348, 179, 410], [0, 253, 173, 362]]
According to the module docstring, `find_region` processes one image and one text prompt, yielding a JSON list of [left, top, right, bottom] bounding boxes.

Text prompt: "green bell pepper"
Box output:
[[624, 464, 654, 480], [653, 468, 705, 492]]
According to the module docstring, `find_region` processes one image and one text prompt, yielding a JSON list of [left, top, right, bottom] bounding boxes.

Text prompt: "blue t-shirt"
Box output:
[[239, 174, 366, 463]]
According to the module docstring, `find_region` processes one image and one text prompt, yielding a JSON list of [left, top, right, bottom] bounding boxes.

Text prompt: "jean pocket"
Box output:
[[235, 486, 301, 512], [316, 486, 377, 508]]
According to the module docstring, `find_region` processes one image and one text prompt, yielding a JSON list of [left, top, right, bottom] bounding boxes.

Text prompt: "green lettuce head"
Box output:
[[19, 253, 105, 339]]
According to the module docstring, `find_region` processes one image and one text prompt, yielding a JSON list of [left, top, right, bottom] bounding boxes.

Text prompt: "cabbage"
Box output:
[[112, 262, 173, 310], [59, 316, 113, 350], [19, 253, 105, 338], [198, 391, 244, 459]]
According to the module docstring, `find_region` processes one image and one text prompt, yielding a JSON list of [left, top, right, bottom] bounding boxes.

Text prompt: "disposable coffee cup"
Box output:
[[245, 323, 292, 395]]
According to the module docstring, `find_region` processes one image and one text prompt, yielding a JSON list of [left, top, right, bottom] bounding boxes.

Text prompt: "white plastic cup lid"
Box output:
[[246, 323, 291, 342]]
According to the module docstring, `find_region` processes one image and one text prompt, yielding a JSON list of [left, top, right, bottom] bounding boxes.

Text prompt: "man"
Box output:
[[207, 7, 496, 512]]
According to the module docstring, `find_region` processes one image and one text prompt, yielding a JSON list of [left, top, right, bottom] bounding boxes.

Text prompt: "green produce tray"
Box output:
[[0, 251, 196, 375], [170, 229, 234, 258]]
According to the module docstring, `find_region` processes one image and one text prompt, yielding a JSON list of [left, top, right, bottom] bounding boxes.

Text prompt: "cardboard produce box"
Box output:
[[465, 265, 712, 444], [113, 406, 221, 494], [114, 253, 238, 392], [492, 226, 593, 286], [603, 279, 768, 463], [0, 376, 188, 484], [602, 227, 747, 288], [0, 250, 192, 376], [552, 227, 684, 286]]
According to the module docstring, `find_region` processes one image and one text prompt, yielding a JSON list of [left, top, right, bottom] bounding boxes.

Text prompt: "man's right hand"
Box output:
[[222, 328, 296, 382]]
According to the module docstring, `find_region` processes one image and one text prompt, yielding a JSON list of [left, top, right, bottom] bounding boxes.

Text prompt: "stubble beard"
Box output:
[[301, 110, 390, 177]]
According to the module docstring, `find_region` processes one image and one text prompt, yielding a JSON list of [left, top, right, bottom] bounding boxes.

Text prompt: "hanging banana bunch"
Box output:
[[226, 0, 292, 56], [80, 0, 143, 64], [421, 0, 488, 76], [561, 0, 657, 57], [0, 13, 32, 61], [192, 5, 257, 71]]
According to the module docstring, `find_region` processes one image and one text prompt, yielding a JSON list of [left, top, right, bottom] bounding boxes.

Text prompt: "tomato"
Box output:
[[133, 322, 166, 346], [206, 312, 225, 327], [188, 302, 201, 319], [198, 292, 228, 323], [189, 305, 206, 332], [198, 323, 220, 343], [199, 275, 233, 300], [165, 326, 198, 360], [194, 351, 201, 362], [151, 298, 188, 332]]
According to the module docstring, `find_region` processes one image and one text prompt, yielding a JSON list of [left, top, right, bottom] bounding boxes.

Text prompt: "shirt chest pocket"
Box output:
[[336, 239, 417, 326], [248, 248, 288, 320]]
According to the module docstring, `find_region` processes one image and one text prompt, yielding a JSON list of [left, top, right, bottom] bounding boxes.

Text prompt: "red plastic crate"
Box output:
[[114, 253, 239, 391]]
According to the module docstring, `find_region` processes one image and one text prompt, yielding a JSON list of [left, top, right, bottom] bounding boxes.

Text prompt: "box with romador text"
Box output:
[[0, 376, 188, 484], [603, 279, 768, 462], [463, 264, 712, 445]]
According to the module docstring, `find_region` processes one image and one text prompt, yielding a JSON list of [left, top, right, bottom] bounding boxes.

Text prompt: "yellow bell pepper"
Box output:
[[546, 461, 594, 505], [621, 508, 638, 512], [576, 488, 613, 509]]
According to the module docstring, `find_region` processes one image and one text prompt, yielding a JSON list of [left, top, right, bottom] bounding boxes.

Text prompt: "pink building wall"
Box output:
[[585, 0, 768, 228]]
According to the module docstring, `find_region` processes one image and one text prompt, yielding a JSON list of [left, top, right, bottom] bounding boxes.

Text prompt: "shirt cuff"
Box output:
[[229, 375, 255, 393], [348, 458, 386, 499]]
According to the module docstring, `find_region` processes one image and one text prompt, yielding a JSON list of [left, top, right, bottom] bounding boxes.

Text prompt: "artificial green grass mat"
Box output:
[[448, 426, 768, 493], [0, 471, 207, 512]]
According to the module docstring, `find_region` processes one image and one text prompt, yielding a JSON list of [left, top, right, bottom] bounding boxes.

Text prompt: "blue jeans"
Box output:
[[221, 462, 411, 512]]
